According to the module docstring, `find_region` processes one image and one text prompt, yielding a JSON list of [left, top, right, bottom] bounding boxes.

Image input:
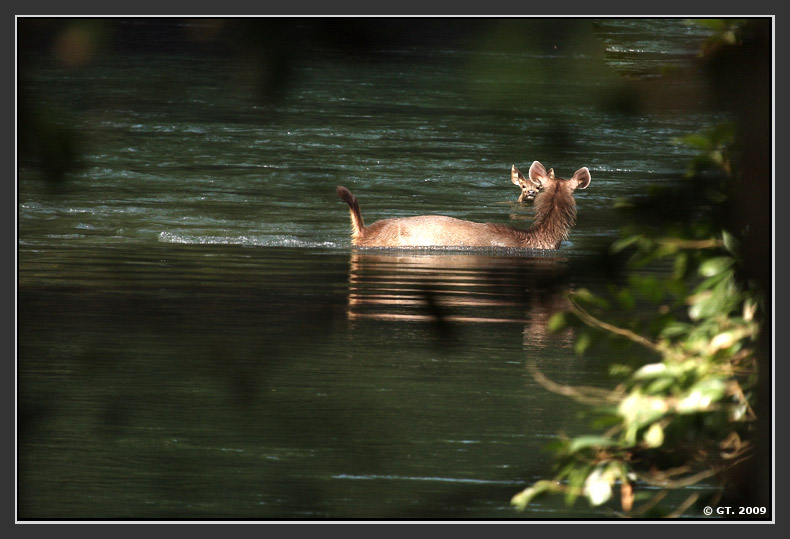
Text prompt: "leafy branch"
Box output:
[[512, 19, 766, 517]]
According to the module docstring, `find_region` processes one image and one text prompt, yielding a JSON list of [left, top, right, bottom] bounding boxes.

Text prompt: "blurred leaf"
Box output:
[[643, 422, 665, 448], [676, 378, 727, 413], [511, 480, 560, 511], [618, 392, 669, 429], [565, 465, 593, 506], [615, 288, 636, 310], [548, 312, 568, 332], [689, 19, 730, 32], [575, 332, 592, 356], [589, 412, 625, 430], [608, 364, 634, 377], [692, 271, 730, 295], [661, 321, 692, 339], [722, 229, 739, 254], [673, 132, 713, 150], [632, 362, 667, 380], [573, 288, 611, 310], [646, 376, 675, 394], [672, 252, 688, 279], [583, 466, 615, 506], [628, 274, 664, 303], [611, 234, 643, 253], [514, 19, 765, 517], [568, 435, 619, 453], [698, 256, 734, 277]]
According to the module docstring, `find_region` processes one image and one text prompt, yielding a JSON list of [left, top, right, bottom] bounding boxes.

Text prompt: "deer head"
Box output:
[[511, 164, 542, 202], [528, 161, 591, 192]]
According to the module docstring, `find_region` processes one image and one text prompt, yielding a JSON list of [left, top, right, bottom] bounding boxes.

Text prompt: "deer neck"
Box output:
[[521, 185, 577, 249]]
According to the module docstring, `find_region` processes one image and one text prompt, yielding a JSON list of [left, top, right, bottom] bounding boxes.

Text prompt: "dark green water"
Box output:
[[17, 18, 721, 519]]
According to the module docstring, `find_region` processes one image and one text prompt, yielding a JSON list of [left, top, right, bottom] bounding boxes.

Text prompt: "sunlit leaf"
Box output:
[[643, 422, 665, 448], [583, 466, 613, 506], [707, 331, 736, 354], [632, 362, 667, 379], [676, 378, 727, 413], [646, 377, 675, 394], [698, 256, 734, 277], [722, 229, 739, 254], [618, 392, 669, 428]]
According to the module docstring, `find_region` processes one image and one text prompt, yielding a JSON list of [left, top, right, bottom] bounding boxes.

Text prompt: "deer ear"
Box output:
[[529, 161, 548, 184], [572, 167, 591, 190], [511, 165, 523, 186]]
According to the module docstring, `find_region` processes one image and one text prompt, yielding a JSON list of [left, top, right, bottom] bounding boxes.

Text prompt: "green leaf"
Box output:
[[646, 376, 676, 394], [568, 435, 619, 453], [548, 312, 568, 332], [676, 378, 727, 413], [589, 413, 625, 430], [632, 362, 668, 379], [688, 292, 719, 321], [698, 256, 734, 277], [661, 321, 692, 338], [565, 465, 592, 506], [573, 288, 610, 309], [689, 18, 729, 31], [615, 288, 636, 310], [629, 274, 664, 303], [672, 252, 688, 279], [575, 332, 592, 356], [611, 234, 643, 253], [722, 229, 739, 254], [511, 480, 560, 510], [608, 364, 634, 377], [643, 423, 665, 448], [613, 197, 635, 209], [618, 392, 669, 429], [674, 133, 713, 151]]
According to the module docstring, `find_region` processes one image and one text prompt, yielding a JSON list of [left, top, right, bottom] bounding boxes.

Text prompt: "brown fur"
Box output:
[[337, 161, 590, 250]]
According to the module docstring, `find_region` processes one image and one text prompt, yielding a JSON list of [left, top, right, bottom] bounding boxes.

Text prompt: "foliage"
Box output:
[[512, 19, 767, 517]]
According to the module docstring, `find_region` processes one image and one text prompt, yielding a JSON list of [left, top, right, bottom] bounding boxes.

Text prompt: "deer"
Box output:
[[511, 164, 542, 202], [337, 161, 591, 250]]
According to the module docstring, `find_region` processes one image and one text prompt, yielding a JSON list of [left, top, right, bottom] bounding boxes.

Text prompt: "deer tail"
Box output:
[[336, 186, 365, 242]]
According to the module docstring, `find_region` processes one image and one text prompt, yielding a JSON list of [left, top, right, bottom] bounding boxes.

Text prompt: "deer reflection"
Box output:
[[345, 250, 576, 349]]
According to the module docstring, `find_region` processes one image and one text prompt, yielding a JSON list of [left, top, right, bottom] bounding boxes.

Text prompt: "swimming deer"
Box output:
[[337, 161, 591, 250], [511, 164, 541, 202]]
